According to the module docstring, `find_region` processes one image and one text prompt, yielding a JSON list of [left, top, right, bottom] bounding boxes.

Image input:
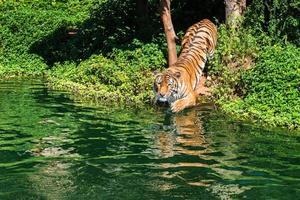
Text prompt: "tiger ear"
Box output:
[[174, 71, 181, 78]]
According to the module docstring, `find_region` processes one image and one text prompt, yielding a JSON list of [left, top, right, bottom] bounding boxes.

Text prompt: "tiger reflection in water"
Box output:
[[153, 109, 250, 195], [152, 109, 211, 188], [155, 109, 208, 159]]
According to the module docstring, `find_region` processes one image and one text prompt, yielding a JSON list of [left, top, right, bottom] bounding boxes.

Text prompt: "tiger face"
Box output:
[[153, 71, 181, 103]]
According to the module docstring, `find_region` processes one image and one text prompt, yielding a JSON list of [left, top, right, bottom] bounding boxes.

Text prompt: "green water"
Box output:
[[0, 79, 299, 200]]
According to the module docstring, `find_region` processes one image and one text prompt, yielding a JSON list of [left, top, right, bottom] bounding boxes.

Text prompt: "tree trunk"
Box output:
[[160, 0, 177, 67], [225, 0, 246, 28]]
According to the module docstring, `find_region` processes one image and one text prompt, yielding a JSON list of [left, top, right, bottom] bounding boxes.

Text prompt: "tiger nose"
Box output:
[[159, 92, 166, 97]]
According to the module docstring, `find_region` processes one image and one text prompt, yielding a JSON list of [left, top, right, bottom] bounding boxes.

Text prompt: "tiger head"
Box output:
[[153, 69, 182, 104]]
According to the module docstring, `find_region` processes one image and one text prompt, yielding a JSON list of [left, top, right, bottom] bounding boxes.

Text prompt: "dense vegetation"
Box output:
[[219, 44, 300, 129], [49, 40, 166, 104], [0, 0, 299, 130]]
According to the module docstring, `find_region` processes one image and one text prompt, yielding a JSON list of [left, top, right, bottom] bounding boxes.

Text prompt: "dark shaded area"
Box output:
[[172, 0, 225, 30], [29, 0, 225, 67], [245, 0, 300, 46]]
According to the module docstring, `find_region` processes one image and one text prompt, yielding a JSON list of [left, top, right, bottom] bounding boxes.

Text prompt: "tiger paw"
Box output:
[[171, 99, 187, 113]]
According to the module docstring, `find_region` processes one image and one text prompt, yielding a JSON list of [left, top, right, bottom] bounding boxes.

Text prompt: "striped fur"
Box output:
[[154, 19, 217, 112]]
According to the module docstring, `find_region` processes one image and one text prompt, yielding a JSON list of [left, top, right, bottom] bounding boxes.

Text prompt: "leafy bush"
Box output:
[[30, 0, 140, 66], [48, 40, 166, 105], [0, 0, 97, 75], [0, 53, 47, 77], [207, 22, 300, 130], [208, 24, 259, 101], [222, 44, 300, 129]]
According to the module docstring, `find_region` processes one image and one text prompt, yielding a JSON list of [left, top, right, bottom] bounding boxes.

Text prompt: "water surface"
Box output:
[[0, 79, 299, 199]]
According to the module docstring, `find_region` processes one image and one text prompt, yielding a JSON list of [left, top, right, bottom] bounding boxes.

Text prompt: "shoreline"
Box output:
[[1, 73, 298, 132]]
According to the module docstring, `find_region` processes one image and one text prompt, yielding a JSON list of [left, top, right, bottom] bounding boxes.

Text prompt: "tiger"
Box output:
[[153, 19, 217, 112]]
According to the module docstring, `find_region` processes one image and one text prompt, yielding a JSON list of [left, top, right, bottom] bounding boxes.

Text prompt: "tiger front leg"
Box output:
[[170, 94, 197, 113]]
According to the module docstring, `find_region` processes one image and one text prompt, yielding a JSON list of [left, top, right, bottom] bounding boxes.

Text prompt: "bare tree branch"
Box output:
[[160, 0, 177, 66]]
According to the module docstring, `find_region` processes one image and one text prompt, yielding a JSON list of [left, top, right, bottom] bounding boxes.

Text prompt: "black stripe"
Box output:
[[193, 60, 202, 75], [192, 35, 205, 40], [188, 57, 198, 68], [199, 54, 206, 63], [191, 41, 207, 47], [182, 64, 194, 77], [188, 49, 206, 63], [184, 57, 196, 68], [188, 53, 200, 67], [190, 46, 206, 54], [196, 30, 211, 37], [177, 64, 192, 78], [190, 54, 203, 74]]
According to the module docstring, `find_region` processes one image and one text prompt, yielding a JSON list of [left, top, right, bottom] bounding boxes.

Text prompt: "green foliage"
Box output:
[[48, 40, 166, 105], [0, 0, 97, 75], [208, 24, 259, 101], [245, 0, 300, 46], [31, 0, 139, 66], [208, 20, 300, 130], [222, 44, 300, 130], [0, 54, 47, 77], [207, 4, 300, 129]]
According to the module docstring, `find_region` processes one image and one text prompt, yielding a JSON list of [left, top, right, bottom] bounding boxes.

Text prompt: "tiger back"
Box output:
[[176, 19, 217, 90], [181, 19, 217, 58]]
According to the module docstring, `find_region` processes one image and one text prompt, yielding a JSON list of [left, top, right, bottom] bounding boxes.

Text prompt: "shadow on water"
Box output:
[[0, 79, 300, 199]]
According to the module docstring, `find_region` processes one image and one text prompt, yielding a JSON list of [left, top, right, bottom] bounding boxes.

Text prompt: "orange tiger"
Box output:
[[153, 19, 217, 112]]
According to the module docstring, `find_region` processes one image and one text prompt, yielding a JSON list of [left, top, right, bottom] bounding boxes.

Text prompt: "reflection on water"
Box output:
[[155, 109, 207, 158], [154, 109, 250, 198], [0, 79, 300, 200]]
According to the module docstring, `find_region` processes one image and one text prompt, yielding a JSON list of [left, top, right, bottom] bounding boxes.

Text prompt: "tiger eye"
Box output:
[[156, 76, 162, 84], [168, 78, 174, 85]]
